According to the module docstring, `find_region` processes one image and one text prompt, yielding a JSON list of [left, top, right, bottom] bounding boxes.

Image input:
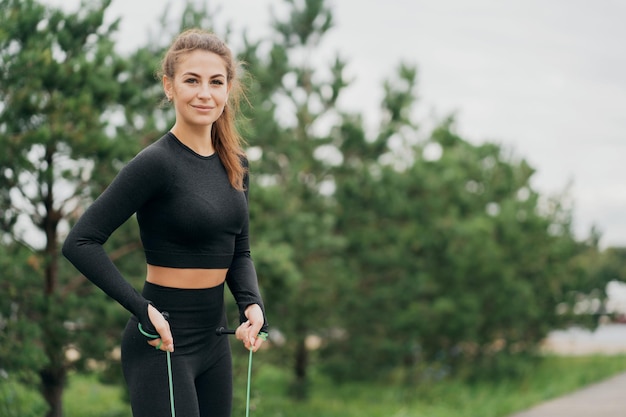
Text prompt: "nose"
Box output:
[[197, 82, 212, 99]]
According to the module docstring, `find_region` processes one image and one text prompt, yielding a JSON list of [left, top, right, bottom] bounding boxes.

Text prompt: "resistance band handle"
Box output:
[[215, 327, 268, 341], [215, 327, 236, 336]]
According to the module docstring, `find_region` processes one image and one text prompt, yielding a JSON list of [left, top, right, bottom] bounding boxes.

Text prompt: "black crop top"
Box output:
[[62, 132, 267, 332]]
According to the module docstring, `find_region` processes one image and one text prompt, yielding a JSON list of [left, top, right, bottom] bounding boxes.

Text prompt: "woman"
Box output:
[[62, 28, 268, 417]]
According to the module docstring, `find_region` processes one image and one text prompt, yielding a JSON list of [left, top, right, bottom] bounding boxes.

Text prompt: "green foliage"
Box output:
[[1, 0, 623, 413], [63, 373, 129, 417], [0, 372, 49, 417], [323, 62, 614, 381], [238, 0, 349, 397], [0, 244, 48, 371], [55, 355, 626, 417], [0, 0, 152, 415]]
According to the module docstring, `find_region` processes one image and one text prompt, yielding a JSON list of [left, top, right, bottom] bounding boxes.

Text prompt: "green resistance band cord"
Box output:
[[246, 332, 268, 417], [140, 323, 269, 417], [138, 323, 176, 417]]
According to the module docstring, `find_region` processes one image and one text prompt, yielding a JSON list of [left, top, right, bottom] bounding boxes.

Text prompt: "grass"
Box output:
[[5, 354, 626, 417], [248, 354, 626, 417], [63, 373, 129, 417]]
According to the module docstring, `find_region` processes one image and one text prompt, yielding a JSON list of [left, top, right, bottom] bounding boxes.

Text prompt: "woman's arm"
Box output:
[[226, 170, 269, 345], [62, 146, 171, 333]]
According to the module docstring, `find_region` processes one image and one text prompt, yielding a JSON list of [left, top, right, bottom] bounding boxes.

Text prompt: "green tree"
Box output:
[[238, 0, 349, 398], [324, 61, 609, 381], [0, 1, 145, 415], [0, 242, 49, 417], [322, 62, 428, 381], [572, 244, 626, 320]]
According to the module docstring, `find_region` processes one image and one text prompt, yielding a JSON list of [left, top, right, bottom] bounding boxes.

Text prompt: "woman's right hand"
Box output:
[[147, 304, 174, 352]]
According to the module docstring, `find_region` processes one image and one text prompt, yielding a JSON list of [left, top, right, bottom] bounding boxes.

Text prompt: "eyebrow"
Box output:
[[181, 71, 226, 79]]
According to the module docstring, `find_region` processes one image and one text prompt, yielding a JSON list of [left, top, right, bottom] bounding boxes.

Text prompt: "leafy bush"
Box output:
[[0, 371, 48, 417]]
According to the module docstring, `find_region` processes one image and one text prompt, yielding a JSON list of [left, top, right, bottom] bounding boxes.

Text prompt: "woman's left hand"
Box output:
[[235, 304, 265, 352]]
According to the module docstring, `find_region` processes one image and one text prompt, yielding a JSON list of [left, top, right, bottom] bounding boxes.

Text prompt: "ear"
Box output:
[[162, 76, 173, 101]]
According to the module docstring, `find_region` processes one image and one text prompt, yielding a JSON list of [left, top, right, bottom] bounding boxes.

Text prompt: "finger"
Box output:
[[160, 332, 174, 352], [147, 336, 177, 353], [236, 321, 251, 341], [148, 306, 175, 352], [247, 338, 263, 352], [254, 333, 267, 351], [148, 338, 163, 350], [249, 325, 263, 346], [155, 323, 174, 352], [246, 328, 265, 351], [242, 331, 254, 350], [248, 332, 257, 348]]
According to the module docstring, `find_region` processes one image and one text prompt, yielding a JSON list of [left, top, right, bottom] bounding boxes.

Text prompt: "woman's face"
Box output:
[[163, 50, 230, 131]]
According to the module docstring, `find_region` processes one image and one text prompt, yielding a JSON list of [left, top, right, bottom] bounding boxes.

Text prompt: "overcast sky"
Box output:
[[46, 0, 626, 248]]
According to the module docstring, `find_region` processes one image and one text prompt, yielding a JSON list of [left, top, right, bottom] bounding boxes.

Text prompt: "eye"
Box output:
[[184, 78, 199, 84], [211, 79, 225, 85]]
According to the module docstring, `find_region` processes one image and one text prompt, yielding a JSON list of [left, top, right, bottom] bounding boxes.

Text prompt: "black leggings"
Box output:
[[121, 282, 232, 417]]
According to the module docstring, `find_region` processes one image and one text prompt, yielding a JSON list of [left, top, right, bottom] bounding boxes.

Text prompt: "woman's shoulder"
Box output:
[[115, 134, 180, 191], [130, 134, 177, 169]]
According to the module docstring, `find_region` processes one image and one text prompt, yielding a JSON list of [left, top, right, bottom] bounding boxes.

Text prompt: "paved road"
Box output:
[[542, 324, 626, 355], [509, 371, 626, 417]]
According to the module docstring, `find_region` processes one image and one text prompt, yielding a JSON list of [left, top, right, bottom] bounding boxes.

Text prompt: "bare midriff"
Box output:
[[146, 264, 228, 289]]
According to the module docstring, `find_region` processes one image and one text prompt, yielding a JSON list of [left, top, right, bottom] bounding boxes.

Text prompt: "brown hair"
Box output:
[[159, 29, 247, 191]]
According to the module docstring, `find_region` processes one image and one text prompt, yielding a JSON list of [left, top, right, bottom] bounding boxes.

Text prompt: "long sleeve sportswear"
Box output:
[[62, 132, 267, 333]]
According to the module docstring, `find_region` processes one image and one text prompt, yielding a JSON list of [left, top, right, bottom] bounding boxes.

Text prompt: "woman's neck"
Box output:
[[170, 123, 215, 156]]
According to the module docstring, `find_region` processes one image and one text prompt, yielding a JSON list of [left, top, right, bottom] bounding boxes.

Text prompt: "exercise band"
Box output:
[[138, 322, 268, 417], [138, 323, 176, 417], [246, 332, 268, 417]]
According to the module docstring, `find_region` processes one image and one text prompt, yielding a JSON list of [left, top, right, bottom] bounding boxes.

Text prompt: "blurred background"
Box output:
[[1, 1, 626, 416]]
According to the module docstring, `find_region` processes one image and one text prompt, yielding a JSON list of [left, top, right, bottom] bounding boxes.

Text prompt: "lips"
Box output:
[[193, 106, 214, 111]]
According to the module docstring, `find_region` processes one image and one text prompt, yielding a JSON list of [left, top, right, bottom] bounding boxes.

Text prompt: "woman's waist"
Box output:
[[141, 281, 226, 329], [146, 264, 228, 289]]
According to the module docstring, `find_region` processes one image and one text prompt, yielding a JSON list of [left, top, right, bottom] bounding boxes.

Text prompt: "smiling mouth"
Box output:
[[193, 105, 214, 111]]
